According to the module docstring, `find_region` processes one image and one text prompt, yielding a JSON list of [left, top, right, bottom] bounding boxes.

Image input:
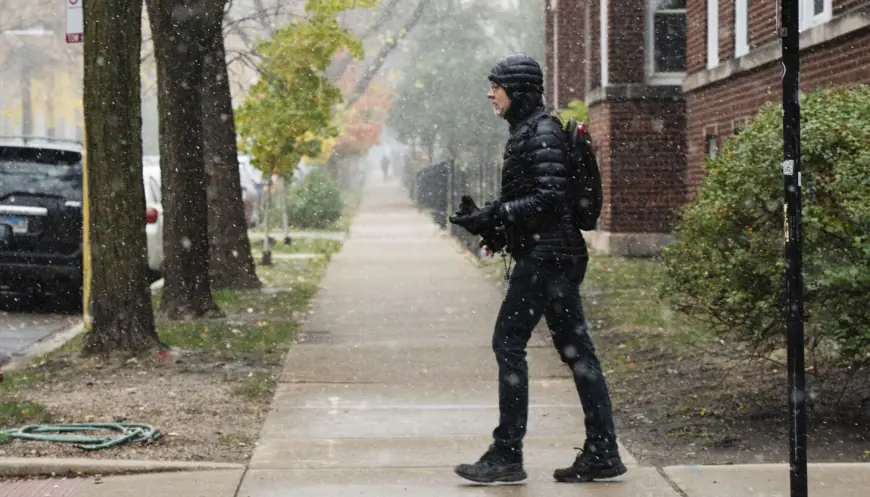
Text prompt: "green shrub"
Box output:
[[285, 167, 343, 229], [556, 99, 589, 126], [661, 85, 870, 371]]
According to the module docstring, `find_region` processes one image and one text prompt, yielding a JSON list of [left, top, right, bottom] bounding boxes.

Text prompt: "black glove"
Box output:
[[449, 195, 478, 219], [450, 196, 502, 236], [449, 195, 478, 230], [479, 228, 506, 253]]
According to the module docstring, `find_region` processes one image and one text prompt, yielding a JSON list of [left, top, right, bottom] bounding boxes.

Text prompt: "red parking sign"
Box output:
[[66, 0, 83, 44]]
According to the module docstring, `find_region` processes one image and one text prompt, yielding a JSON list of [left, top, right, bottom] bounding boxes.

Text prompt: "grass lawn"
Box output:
[[475, 249, 870, 466], [0, 237, 342, 463]]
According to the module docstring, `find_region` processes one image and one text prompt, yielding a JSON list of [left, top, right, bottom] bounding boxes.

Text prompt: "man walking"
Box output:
[[449, 54, 626, 484]]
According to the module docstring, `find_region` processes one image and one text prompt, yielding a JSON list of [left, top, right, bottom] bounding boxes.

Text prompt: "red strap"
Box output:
[[575, 122, 594, 154]]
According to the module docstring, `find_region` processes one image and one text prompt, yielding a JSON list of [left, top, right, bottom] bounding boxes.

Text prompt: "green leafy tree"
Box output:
[[661, 85, 870, 384], [237, 0, 372, 175], [236, 0, 371, 260], [387, 1, 505, 162]]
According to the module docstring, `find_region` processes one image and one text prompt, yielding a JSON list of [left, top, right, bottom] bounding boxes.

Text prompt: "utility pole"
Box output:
[[779, 1, 808, 496]]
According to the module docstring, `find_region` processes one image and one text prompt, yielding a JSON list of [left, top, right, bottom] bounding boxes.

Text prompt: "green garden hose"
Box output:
[[0, 423, 161, 450]]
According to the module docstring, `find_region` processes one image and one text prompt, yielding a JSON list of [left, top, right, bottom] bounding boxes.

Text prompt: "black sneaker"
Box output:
[[553, 445, 627, 483], [454, 445, 527, 484]]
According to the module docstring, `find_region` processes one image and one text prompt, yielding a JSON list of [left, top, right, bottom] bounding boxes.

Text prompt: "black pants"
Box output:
[[491, 256, 616, 458]]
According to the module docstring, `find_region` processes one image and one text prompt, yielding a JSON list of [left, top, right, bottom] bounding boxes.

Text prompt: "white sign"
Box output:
[[66, 0, 83, 44]]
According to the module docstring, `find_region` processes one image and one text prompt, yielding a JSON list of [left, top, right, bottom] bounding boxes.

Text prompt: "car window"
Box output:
[[0, 147, 83, 201]]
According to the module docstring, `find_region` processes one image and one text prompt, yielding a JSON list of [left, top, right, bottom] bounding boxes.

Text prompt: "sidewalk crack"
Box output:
[[656, 466, 690, 497], [233, 468, 249, 497]]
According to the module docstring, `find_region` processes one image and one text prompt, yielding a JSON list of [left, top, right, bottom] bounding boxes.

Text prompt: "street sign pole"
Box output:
[[74, 0, 89, 330], [82, 126, 91, 332], [780, 1, 807, 496], [66, 0, 84, 44]]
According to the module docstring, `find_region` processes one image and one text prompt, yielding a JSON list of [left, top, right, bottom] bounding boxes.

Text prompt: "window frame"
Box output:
[[706, 135, 719, 160], [707, 0, 720, 69], [734, 0, 749, 58], [645, 0, 688, 85], [800, 0, 832, 32]]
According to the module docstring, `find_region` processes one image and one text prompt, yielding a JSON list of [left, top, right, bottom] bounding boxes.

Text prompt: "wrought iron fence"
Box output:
[[407, 158, 502, 255]]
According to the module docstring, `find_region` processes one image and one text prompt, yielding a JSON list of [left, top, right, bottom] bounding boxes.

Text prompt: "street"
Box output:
[[0, 297, 77, 366]]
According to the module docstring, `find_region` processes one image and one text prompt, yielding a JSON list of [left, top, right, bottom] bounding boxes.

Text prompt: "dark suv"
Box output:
[[0, 138, 84, 304]]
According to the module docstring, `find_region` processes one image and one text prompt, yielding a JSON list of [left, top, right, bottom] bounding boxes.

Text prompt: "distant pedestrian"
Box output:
[[381, 156, 390, 180], [449, 54, 626, 484]]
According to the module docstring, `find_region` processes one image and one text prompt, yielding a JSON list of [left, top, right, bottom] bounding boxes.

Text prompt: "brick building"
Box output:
[[545, 0, 870, 255], [684, 0, 870, 198]]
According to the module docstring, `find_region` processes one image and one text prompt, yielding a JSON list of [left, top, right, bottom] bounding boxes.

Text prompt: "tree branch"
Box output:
[[343, 0, 432, 108], [327, 0, 402, 82]]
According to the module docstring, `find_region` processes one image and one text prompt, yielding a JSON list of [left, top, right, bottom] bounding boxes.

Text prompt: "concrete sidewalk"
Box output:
[[237, 175, 671, 496], [52, 176, 870, 495]]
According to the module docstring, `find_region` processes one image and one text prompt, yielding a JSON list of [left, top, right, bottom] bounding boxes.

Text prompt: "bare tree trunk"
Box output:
[[148, 0, 222, 319], [281, 182, 289, 240], [260, 165, 274, 266], [83, 0, 161, 355], [326, 0, 403, 83], [202, 0, 260, 290]]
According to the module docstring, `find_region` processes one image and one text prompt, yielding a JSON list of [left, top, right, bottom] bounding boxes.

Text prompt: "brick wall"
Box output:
[[686, 26, 870, 199], [683, 0, 870, 66], [546, 0, 688, 236], [609, 0, 645, 84], [718, 0, 735, 61], [556, 0, 587, 106], [748, 0, 777, 48], [836, 0, 867, 16], [588, 103, 613, 228], [608, 98, 687, 232], [687, 0, 706, 72], [588, 0, 602, 92]]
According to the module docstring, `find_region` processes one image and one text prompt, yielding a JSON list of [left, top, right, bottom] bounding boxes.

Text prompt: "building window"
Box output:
[[601, 0, 609, 87], [733, 118, 749, 135], [646, 0, 687, 85], [707, 0, 719, 69], [706, 135, 719, 160], [800, 0, 832, 31], [735, 0, 749, 57]]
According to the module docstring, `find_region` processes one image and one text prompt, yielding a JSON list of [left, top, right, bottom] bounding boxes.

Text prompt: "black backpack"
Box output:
[[562, 119, 603, 231]]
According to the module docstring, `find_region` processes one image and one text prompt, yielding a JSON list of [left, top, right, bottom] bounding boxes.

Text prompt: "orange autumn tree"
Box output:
[[333, 67, 393, 158]]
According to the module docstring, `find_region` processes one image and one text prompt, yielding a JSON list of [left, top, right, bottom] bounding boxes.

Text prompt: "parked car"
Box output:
[[238, 154, 264, 227], [146, 153, 263, 228], [0, 138, 162, 305], [142, 164, 163, 279]]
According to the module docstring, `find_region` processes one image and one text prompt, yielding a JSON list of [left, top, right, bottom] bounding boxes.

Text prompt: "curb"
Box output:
[[1, 279, 165, 375], [0, 457, 245, 478]]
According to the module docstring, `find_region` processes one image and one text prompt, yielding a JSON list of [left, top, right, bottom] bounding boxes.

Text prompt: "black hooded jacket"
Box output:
[[488, 57, 588, 262]]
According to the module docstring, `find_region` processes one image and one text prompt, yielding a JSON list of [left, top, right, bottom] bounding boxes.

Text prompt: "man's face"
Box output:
[[487, 83, 511, 117]]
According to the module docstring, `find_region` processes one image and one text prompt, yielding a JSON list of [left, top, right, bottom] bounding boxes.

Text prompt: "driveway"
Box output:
[[0, 297, 78, 366]]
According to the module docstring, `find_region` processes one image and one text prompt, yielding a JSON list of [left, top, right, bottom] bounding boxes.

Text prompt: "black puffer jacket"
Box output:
[[496, 97, 588, 262]]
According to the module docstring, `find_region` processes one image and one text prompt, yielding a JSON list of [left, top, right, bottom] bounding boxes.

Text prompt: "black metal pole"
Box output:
[[780, 1, 808, 496]]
